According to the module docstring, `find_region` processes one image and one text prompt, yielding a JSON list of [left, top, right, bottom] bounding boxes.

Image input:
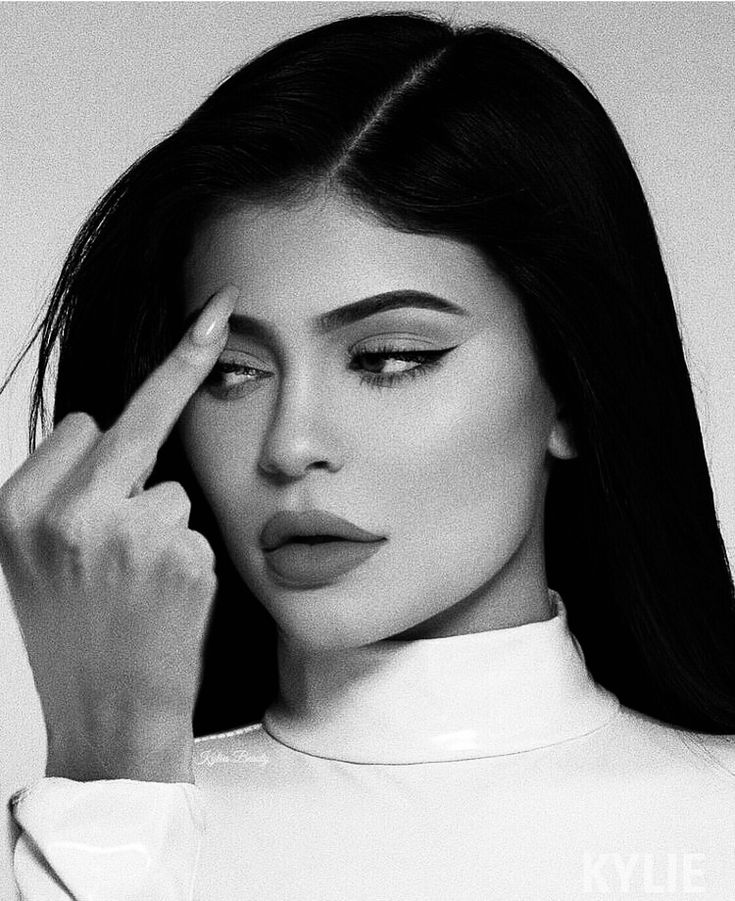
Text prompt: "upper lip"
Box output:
[[259, 510, 385, 551]]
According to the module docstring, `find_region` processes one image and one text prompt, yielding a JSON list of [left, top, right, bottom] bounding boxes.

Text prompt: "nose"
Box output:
[[257, 371, 344, 482]]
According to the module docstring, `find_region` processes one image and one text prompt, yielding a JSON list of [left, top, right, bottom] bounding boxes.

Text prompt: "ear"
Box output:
[[547, 408, 578, 461]]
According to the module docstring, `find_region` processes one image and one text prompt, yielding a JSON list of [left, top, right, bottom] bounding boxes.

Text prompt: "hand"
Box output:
[[0, 285, 240, 783]]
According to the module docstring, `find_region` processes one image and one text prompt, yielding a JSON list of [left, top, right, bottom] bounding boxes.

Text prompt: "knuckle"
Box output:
[[157, 481, 192, 518], [191, 531, 216, 568], [0, 472, 42, 536], [116, 503, 157, 543], [46, 412, 103, 457], [43, 506, 89, 544], [0, 488, 24, 537], [171, 531, 215, 580], [168, 548, 201, 582], [62, 411, 101, 435], [110, 508, 141, 546], [165, 480, 191, 505], [107, 511, 157, 570]]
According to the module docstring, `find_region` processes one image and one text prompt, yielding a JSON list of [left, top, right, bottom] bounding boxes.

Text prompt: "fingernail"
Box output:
[[191, 286, 240, 345]]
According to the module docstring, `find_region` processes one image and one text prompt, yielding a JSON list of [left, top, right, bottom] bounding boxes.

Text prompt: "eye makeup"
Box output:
[[200, 344, 459, 399], [352, 344, 457, 390]]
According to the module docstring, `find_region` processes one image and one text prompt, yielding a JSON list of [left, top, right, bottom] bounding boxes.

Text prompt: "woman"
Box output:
[[2, 9, 734, 899]]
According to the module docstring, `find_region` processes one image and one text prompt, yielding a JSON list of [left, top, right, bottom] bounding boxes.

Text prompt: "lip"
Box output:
[[263, 539, 386, 588], [259, 509, 385, 552]]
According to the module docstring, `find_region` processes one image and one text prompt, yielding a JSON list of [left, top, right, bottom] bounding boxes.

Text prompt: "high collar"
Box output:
[[262, 589, 621, 764]]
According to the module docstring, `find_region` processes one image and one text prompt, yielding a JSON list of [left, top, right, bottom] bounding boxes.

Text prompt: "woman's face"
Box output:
[[177, 194, 575, 650]]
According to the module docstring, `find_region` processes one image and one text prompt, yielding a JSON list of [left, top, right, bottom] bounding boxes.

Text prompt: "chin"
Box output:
[[270, 603, 402, 652]]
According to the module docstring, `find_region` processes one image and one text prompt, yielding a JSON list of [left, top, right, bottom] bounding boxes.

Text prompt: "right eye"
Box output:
[[202, 359, 272, 398]]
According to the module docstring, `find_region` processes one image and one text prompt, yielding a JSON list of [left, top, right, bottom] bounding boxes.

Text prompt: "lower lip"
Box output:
[[263, 539, 386, 587]]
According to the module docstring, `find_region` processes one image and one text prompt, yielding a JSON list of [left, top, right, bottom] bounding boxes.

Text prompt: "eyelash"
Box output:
[[204, 344, 456, 397], [353, 344, 454, 390]]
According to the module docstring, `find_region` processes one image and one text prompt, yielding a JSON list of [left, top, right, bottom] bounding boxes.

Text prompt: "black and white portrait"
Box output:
[[1, 3, 734, 898]]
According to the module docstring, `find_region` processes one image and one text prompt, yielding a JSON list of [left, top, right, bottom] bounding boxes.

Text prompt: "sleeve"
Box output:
[[9, 777, 206, 901]]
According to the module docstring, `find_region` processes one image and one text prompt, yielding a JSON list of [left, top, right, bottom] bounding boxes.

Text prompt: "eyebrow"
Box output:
[[212, 290, 468, 342]]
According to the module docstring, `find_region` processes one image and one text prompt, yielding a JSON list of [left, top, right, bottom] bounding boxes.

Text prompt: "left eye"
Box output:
[[349, 344, 456, 390], [202, 345, 457, 398]]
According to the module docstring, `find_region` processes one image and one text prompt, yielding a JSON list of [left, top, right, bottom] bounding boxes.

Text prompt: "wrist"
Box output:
[[46, 717, 195, 783]]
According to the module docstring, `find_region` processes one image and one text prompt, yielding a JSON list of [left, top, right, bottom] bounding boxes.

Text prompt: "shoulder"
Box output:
[[610, 705, 735, 782], [679, 730, 735, 781]]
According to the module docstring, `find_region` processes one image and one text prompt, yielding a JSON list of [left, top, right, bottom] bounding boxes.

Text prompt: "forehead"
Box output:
[[182, 195, 520, 327]]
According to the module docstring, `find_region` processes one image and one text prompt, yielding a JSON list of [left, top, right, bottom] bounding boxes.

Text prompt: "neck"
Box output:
[[263, 589, 621, 764], [389, 575, 555, 641]]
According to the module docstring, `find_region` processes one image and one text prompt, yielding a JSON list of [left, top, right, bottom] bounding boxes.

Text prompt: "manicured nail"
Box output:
[[191, 286, 240, 345]]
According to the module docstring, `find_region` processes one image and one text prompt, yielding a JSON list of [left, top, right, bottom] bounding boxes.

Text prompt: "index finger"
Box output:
[[95, 285, 240, 494]]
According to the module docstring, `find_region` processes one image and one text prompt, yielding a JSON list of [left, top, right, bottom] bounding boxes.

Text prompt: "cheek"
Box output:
[[176, 403, 255, 515], [175, 345, 554, 548], [376, 359, 553, 520]]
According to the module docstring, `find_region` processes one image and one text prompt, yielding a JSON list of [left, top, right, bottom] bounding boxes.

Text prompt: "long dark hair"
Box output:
[[3, 10, 734, 737]]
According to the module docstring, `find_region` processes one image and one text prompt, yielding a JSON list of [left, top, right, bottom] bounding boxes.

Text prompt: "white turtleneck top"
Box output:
[[9, 589, 735, 899]]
